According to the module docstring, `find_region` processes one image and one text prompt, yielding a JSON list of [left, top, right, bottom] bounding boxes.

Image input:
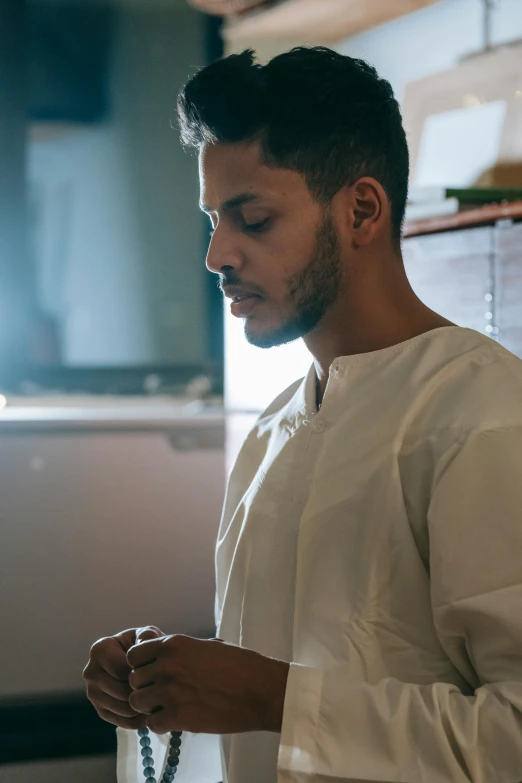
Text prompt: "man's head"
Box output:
[[178, 47, 409, 349]]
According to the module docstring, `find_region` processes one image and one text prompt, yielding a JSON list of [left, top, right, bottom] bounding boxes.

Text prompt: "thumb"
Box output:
[[135, 625, 164, 644]]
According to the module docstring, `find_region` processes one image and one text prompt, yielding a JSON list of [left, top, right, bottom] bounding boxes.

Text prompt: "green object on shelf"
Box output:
[[408, 186, 522, 205], [448, 188, 522, 203]]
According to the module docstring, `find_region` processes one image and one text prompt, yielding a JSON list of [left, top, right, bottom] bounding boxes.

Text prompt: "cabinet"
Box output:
[[495, 220, 522, 358], [403, 206, 522, 358]]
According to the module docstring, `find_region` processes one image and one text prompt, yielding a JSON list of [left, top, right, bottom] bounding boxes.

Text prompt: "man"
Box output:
[[84, 47, 522, 782]]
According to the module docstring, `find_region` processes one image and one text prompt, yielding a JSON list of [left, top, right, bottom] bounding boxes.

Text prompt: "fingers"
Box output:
[[85, 637, 132, 682], [128, 664, 156, 692], [87, 683, 140, 719], [83, 628, 168, 731], [147, 708, 182, 735], [83, 636, 135, 727], [127, 638, 163, 670], [91, 669, 133, 701], [129, 684, 165, 716], [127, 627, 167, 669], [135, 625, 164, 644], [111, 628, 141, 654], [96, 707, 148, 731]]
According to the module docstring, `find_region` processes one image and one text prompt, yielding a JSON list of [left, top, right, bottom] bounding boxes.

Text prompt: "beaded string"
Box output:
[[139, 728, 182, 783]]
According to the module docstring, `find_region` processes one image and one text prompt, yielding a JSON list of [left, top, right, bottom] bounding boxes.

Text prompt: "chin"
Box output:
[[244, 326, 277, 350], [244, 319, 304, 350]]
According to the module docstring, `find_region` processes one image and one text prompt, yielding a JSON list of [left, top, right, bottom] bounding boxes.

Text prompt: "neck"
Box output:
[[306, 252, 455, 406]]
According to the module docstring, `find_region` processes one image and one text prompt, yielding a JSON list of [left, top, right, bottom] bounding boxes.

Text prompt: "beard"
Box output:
[[245, 213, 343, 349]]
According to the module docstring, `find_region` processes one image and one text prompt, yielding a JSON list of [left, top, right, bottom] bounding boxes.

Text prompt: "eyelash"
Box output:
[[208, 219, 270, 238], [244, 219, 269, 234]]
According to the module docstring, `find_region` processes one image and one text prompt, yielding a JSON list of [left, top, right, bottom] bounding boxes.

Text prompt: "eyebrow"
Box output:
[[199, 193, 259, 214]]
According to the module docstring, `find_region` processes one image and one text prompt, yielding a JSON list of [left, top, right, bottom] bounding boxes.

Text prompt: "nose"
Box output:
[[205, 224, 243, 276]]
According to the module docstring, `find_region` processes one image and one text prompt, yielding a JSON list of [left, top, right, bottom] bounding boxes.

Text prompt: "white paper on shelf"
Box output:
[[414, 100, 507, 188], [408, 185, 448, 204]]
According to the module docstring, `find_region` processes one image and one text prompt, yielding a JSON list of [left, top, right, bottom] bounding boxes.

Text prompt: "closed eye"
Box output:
[[208, 218, 270, 239], [244, 218, 270, 234]]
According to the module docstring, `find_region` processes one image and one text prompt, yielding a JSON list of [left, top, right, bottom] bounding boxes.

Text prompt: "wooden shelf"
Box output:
[[403, 201, 522, 239], [224, 0, 442, 43]]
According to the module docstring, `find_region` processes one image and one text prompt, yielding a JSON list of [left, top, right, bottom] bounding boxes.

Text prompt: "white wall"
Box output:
[[337, 0, 522, 102], [29, 4, 207, 366]]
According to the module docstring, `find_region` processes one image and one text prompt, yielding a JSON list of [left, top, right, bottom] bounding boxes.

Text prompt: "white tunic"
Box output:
[[216, 326, 522, 783]]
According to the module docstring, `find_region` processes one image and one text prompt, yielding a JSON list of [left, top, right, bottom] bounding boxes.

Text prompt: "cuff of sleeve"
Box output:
[[278, 663, 323, 778]]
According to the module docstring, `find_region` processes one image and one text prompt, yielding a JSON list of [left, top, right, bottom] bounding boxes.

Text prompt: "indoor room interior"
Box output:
[[1, 0, 522, 781]]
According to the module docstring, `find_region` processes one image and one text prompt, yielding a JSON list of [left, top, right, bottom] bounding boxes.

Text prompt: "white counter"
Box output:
[[0, 397, 226, 699]]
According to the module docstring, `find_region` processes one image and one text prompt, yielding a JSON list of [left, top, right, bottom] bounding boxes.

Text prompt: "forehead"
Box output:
[[198, 140, 311, 211]]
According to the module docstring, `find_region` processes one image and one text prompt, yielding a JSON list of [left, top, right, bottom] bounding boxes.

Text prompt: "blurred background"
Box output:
[[1, 0, 521, 781]]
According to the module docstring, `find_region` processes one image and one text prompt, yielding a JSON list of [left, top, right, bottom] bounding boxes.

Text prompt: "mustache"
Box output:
[[218, 276, 239, 291], [219, 278, 263, 297]]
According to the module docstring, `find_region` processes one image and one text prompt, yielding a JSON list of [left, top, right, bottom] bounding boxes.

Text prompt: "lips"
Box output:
[[230, 295, 261, 317]]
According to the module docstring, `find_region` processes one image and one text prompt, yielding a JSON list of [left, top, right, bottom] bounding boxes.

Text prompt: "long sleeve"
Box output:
[[278, 426, 522, 783]]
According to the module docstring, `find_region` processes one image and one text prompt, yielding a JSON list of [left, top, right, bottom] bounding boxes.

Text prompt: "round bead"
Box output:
[[136, 728, 184, 782]]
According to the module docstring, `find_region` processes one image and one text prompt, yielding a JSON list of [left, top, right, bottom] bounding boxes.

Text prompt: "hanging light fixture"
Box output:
[[481, 0, 498, 51], [185, 0, 268, 15]]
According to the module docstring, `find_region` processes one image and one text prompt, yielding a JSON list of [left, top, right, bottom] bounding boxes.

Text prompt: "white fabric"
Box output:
[[116, 727, 222, 782], [215, 326, 522, 783]]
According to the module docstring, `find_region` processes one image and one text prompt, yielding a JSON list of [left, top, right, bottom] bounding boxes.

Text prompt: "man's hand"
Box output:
[[83, 626, 164, 729], [127, 635, 290, 735]]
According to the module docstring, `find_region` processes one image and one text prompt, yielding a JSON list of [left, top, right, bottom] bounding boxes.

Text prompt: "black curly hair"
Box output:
[[178, 47, 409, 240]]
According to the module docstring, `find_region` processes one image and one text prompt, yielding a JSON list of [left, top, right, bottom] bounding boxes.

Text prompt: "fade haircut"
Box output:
[[178, 47, 409, 240]]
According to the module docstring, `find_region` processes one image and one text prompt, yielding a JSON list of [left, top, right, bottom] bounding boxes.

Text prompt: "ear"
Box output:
[[336, 177, 390, 248]]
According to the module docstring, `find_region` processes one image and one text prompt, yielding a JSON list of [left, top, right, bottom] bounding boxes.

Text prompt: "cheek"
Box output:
[[266, 222, 314, 279]]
